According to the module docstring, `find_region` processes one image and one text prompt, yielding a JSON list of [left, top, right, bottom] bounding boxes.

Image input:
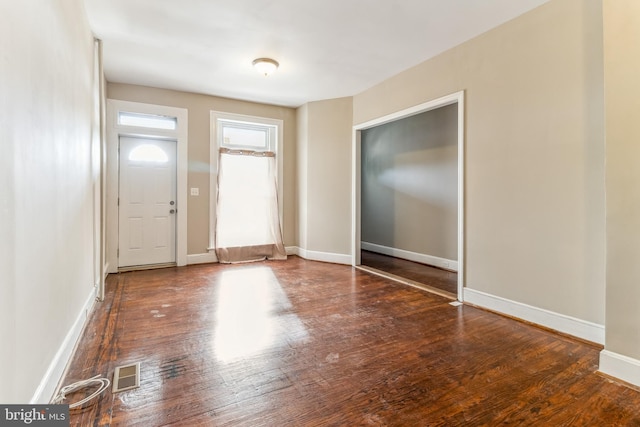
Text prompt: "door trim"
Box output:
[[351, 91, 465, 301], [106, 100, 188, 272]]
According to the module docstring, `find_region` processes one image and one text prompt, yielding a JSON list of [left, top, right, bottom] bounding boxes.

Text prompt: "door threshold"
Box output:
[[118, 262, 177, 273]]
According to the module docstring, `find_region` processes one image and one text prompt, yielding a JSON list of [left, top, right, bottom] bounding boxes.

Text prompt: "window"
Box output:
[[209, 112, 284, 262], [128, 144, 169, 163], [218, 119, 276, 152], [118, 111, 177, 130]]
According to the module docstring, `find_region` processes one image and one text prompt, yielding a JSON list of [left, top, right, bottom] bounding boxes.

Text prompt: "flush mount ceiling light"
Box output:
[[252, 58, 279, 76]]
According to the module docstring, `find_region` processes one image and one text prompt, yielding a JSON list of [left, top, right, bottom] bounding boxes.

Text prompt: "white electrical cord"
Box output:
[[52, 375, 111, 409]]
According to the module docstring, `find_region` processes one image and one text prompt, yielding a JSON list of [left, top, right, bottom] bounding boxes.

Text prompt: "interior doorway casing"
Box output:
[[352, 91, 465, 300], [106, 99, 188, 273]]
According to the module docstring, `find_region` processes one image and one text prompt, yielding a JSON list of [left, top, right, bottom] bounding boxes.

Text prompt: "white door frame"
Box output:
[[351, 91, 465, 301], [106, 99, 188, 272]]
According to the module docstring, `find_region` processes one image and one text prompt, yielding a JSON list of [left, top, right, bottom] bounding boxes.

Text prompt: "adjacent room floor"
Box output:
[[360, 250, 458, 296], [60, 256, 640, 426]]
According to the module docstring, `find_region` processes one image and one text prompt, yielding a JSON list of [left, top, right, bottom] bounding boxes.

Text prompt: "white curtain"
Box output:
[[215, 148, 286, 263]]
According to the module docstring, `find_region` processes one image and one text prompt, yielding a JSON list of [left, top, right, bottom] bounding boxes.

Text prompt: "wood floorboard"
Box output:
[[59, 256, 640, 426], [360, 250, 458, 295]]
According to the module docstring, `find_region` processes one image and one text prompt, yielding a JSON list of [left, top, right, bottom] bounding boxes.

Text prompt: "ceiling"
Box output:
[[84, 0, 550, 108]]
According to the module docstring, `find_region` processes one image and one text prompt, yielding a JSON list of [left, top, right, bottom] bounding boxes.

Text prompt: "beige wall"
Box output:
[[361, 104, 458, 260], [296, 104, 309, 250], [354, 0, 605, 323], [297, 98, 353, 256], [107, 84, 297, 253], [0, 0, 97, 402], [603, 0, 640, 359]]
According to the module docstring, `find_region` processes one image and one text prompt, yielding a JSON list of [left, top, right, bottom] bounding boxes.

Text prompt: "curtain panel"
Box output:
[[215, 147, 286, 263]]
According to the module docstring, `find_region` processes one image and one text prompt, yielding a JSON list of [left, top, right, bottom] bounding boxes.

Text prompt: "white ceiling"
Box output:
[[84, 0, 550, 108]]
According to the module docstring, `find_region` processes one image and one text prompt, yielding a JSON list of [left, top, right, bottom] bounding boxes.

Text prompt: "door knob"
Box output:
[[170, 209, 176, 214], [170, 201, 175, 205]]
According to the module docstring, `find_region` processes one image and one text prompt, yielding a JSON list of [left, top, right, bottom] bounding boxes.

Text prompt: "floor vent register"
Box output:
[[112, 362, 141, 393]]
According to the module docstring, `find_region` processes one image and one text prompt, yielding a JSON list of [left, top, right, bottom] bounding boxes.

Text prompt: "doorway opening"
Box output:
[[352, 91, 465, 301]]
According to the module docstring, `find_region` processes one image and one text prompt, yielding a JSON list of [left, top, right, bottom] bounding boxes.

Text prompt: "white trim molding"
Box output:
[[186, 253, 218, 265], [285, 246, 299, 256], [361, 242, 458, 271], [464, 287, 605, 345], [31, 289, 96, 404], [352, 91, 465, 301], [291, 247, 351, 265], [599, 350, 640, 388]]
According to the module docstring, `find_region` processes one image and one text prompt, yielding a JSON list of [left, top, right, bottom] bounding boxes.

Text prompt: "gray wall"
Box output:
[[361, 104, 458, 260]]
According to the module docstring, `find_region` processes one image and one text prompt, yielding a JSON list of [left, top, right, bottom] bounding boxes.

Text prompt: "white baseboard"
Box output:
[[30, 288, 96, 404], [463, 287, 605, 345], [599, 350, 640, 388], [361, 241, 458, 272], [106, 260, 116, 274], [285, 246, 298, 256], [292, 247, 351, 265], [187, 252, 218, 265]]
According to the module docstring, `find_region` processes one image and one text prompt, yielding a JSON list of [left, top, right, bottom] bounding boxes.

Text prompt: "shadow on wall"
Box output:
[[360, 103, 458, 262]]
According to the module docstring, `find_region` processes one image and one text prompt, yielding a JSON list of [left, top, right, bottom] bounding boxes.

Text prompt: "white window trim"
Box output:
[[209, 111, 284, 252], [117, 110, 178, 130], [219, 120, 276, 151], [106, 99, 188, 271]]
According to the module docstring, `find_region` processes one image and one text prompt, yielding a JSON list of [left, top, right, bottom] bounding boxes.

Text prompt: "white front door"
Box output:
[[118, 136, 177, 267]]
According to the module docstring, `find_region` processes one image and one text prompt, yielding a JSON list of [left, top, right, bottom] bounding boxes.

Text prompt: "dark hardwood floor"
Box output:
[[360, 250, 458, 296], [60, 256, 640, 426]]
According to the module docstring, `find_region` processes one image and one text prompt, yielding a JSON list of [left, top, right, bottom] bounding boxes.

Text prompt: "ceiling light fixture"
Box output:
[[252, 58, 279, 76]]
